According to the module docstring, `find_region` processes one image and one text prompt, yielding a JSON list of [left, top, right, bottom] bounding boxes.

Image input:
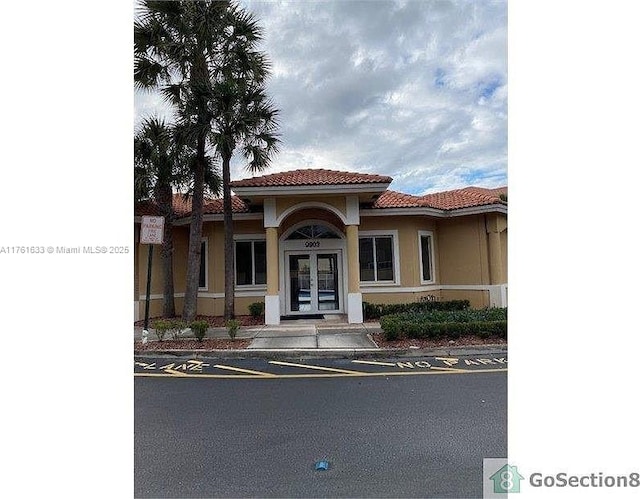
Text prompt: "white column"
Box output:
[[265, 226, 280, 325], [346, 224, 363, 323]]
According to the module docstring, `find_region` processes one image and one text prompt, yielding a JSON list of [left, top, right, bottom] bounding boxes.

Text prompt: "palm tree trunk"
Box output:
[[222, 151, 235, 320], [182, 137, 206, 322], [158, 183, 176, 317]]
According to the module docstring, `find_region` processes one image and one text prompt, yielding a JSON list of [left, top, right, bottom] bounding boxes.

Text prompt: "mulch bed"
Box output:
[[371, 333, 506, 349], [135, 338, 251, 351], [134, 315, 264, 328]]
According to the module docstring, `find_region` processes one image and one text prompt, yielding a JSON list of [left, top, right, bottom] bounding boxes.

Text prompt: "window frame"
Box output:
[[418, 230, 436, 285], [234, 234, 267, 289], [198, 238, 208, 291], [358, 230, 400, 286]]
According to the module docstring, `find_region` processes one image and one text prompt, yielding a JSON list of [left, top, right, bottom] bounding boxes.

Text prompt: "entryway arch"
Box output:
[[278, 219, 348, 317]]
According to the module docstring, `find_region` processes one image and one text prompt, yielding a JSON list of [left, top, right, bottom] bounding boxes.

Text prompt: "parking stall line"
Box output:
[[351, 360, 396, 367], [428, 366, 469, 373], [213, 364, 276, 377], [134, 367, 507, 380], [268, 360, 365, 375]]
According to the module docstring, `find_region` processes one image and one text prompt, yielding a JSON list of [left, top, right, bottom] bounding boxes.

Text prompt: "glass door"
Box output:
[[289, 254, 311, 312], [317, 253, 339, 311], [287, 252, 340, 314]]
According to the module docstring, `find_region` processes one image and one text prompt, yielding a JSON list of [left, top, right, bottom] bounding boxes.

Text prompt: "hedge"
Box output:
[[379, 308, 507, 341], [362, 299, 470, 320]]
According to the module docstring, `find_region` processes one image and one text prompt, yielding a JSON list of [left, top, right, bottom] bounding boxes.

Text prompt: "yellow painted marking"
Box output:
[[396, 361, 415, 369], [477, 358, 496, 365], [429, 366, 468, 373], [213, 364, 276, 377], [162, 368, 189, 376], [352, 360, 396, 367], [269, 360, 364, 374], [435, 357, 459, 367], [134, 362, 156, 370], [134, 367, 507, 380]]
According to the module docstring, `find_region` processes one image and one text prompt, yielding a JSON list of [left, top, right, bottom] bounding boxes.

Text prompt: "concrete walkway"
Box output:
[[134, 320, 382, 350]]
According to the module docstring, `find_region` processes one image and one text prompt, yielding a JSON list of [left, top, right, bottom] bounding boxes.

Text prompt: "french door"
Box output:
[[287, 252, 341, 314]]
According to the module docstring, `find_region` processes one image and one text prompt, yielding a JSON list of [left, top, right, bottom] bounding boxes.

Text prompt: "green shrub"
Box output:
[[226, 319, 241, 340], [152, 319, 172, 342], [248, 302, 265, 318], [378, 308, 507, 341], [380, 315, 400, 341], [189, 320, 209, 341], [362, 299, 470, 320], [169, 319, 186, 340]]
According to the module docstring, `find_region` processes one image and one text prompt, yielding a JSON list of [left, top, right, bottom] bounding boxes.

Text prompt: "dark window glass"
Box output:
[[375, 237, 394, 281], [421, 235, 432, 281], [254, 241, 267, 285], [199, 241, 206, 288], [235, 241, 253, 285], [359, 238, 375, 281]]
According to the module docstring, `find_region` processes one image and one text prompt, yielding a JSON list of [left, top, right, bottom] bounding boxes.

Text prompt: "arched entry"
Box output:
[[279, 221, 347, 316]]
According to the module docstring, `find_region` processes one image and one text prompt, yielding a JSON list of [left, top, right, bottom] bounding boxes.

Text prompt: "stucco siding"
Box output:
[[436, 216, 489, 285]]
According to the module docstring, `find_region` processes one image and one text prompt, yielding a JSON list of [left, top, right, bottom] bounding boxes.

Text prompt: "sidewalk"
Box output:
[[134, 320, 507, 358]]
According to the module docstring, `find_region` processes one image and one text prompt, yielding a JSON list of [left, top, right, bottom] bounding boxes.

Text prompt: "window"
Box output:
[[359, 234, 396, 283], [418, 231, 434, 283], [286, 224, 340, 239], [199, 239, 208, 289], [235, 240, 266, 286]]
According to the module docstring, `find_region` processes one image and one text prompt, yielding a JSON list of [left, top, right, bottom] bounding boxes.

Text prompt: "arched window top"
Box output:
[[286, 224, 341, 240]]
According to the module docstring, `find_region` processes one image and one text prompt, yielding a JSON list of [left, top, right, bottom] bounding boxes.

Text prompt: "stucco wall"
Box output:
[[436, 215, 489, 285], [136, 208, 506, 319]]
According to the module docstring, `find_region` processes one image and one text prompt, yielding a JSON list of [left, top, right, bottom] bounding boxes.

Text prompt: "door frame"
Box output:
[[279, 229, 347, 317], [283, 249, 344, 315]]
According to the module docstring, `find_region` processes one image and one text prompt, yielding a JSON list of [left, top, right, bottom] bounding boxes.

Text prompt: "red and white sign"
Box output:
[[140, 216, 165, 244]]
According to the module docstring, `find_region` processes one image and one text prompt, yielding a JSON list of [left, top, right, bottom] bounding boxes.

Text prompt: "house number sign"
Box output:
[[304, 240, 321, 248]]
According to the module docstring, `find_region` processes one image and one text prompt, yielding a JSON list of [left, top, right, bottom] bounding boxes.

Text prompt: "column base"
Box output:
[[489, 284, 508, 307], [265, 295, 280, 325], [347, 292, 363, 323]]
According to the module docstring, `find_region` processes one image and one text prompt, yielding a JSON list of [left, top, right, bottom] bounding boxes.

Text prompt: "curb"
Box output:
[[133, 343, 507, 360]]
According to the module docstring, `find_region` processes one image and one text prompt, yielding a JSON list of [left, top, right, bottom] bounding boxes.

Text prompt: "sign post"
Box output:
[[140, 216, 165, 333]]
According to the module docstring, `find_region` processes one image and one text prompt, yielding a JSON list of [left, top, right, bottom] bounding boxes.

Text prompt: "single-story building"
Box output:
[[134, 168, 507, 324]]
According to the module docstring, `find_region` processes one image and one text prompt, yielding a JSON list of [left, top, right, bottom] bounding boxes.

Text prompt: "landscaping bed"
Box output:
[[135, 338, 250, 351], [134, 314, 263, 328], [371, 332, 506, 349]]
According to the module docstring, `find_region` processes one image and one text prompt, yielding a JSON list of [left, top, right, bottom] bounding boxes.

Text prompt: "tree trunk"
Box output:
[[222, 151, 235, 320], [158, 183, 176, 317], [182, 137, 206, 322]]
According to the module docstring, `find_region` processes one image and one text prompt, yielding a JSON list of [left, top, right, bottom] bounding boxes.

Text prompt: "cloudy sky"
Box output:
[[135, 0, 507, 195]]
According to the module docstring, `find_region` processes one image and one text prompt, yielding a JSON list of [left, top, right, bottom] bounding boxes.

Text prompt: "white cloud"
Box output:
[[136, 0, 507, 194]]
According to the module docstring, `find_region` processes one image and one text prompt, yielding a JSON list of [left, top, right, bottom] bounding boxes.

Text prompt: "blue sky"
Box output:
[[135, 0, 507, 195]]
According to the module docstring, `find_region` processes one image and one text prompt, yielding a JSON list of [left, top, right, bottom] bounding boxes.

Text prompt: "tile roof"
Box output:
[[372, 190, 423, 208], [135, 183, 507, 218], [230, 168, 392, 187], [135, 194, 248, 218], [372, 186, 507, 210]]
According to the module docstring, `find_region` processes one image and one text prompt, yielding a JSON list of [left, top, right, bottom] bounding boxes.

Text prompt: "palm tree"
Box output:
[[134, 117, 183, 317], [135, 0, 278, 321], [210, 10, 280, 318], [135, 0, 226, 322]]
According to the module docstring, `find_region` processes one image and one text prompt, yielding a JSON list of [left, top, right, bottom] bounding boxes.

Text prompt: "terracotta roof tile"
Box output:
[[135, 194, 248, 218], [230, 168, 392, 187], [202, 196, 249, 214], [372, 190, 423, 208], [371, 186, 507, 210], [418, 186, 507, 210]]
